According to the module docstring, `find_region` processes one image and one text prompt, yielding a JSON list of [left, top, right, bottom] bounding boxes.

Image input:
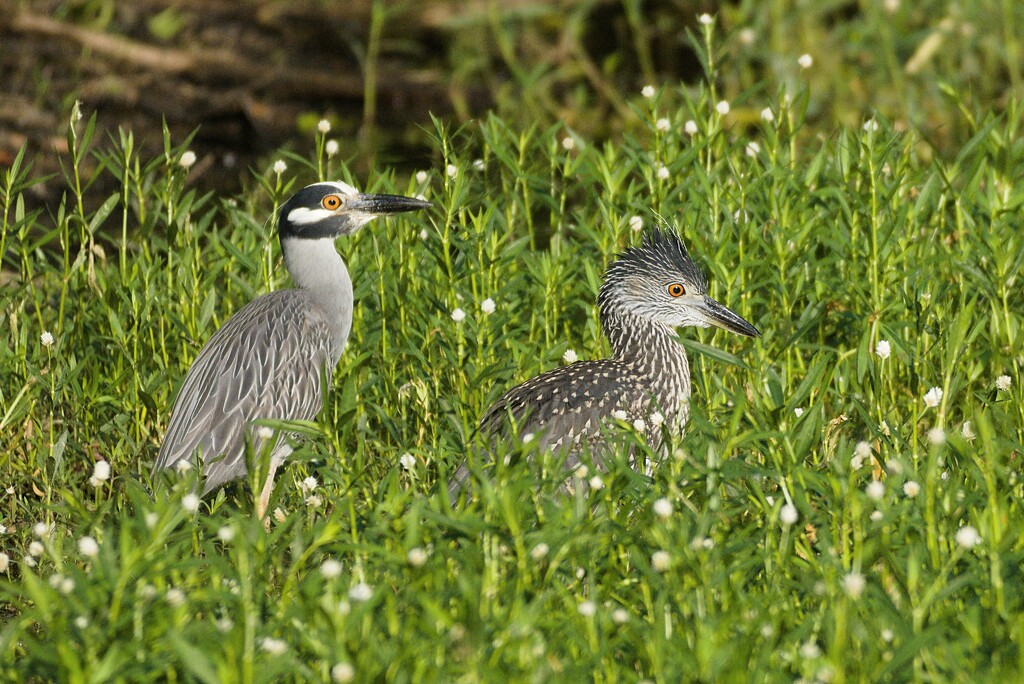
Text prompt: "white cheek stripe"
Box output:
[[288, 206, 335, 225]]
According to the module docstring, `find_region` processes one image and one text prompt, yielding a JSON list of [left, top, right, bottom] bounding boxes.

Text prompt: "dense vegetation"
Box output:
[[2, 5, 1023, 682]]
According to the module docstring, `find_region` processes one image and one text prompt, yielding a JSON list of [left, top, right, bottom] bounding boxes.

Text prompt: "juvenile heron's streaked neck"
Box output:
[[281, 236, 353, 363], [602, 308, 692, 421]]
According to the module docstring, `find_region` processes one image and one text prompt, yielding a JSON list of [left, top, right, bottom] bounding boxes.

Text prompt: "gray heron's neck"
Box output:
[[603, 309, 692, 421], [281, 236, 353, 362]]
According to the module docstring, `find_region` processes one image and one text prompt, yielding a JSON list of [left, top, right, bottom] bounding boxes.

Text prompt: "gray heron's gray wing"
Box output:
[[448, 360, 650, 499], [154, 290, 333, 493]]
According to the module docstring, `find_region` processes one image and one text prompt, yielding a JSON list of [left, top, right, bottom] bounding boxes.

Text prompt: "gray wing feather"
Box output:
[[154, 290, 333, 493]]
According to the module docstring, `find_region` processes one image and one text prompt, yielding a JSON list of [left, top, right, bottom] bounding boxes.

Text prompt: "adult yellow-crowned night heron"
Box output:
[[449, 229, 759, 498], [154, 181, 430, 518]]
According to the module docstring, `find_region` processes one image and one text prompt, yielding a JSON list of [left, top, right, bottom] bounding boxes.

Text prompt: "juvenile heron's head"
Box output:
[[598, 229, 760, 337]]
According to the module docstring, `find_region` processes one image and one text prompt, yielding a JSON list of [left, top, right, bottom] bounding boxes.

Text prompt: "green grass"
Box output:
[[3, 20, 1024, 684]]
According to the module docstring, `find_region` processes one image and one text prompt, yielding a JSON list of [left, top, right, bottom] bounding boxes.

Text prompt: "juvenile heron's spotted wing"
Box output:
[[154, 290, 332, 493], [448, 359, 653, 498]]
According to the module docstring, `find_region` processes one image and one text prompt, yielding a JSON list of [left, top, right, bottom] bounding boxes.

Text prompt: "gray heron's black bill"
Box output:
[[699, 295, 760, 337], [350, 193, 432, 215]]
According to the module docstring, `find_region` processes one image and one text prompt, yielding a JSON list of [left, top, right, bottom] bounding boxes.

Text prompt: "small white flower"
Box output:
[[903, 481, 920, 498], [418, 228, 429, 240], [650, 411, 664, 427], [684, 119, 698, 135], [40, 331, 55, 347], [400, 453, 416, 471], [875, 339, 891, 359], [175, 460, 193, 474], [760, 107, 774, 122], [780, 504, 799, 526], [656, 163, 670, 180], [181, 493, 200, 514], [863, 119, 879, 133], [561, 136, 575, 151], [472, 158, 486, 171], [653, 497, 673, 519], [305, 494, 323, 508], [273, 159, 287, 175], [178, 151, 197, 169], [576, 600, 597, 617], [628, 215, 643, 232], [215, 617, 234, 633], [563, 349, 578, 364], [0, 553, 8, 573], [641, 85, 656, 98], [960, 420, 976, 442], [317, 119, 331, 134], [745, 141, 760, 158], [881, 628, 895, 643], [851, 441, 871, 470], [655, 117, 670, 132], [77, 536, 99, 558], [260, 637, 287, 656], [698, 13, 713, 25], [256, 426, 274, 441], [145, 512, 159, 529], [450, 307, 466, 323], [22, 555, 36, 568], [407, 547, 428, 567], [612, 608, 629, 624], [29, 541, 45, 557], [923, 387, 943, 408], [415, 170, 428, 184], [739, 27, 756, 45], [996, 375, 1012, 391], [955, 525, 981, 549], [58, 576, 75, 594], [799, 640, 821, 659], [651, 550, 671, 572], [522, 432, 535, 444], [759, 623, 774, 638], [446, 164, 458, 179], [217, 525, 235, 543], [793, 407, 804, 417], [332, 663, 355, 683], [588, 475, 604, 491], [320, 558, 343, 579], [74, 615, 89, 629], [92, 460, 111, 482], [866, 481, 885, 501], [632, 418, 646, 432], [842, 571, 865, 599], [300, 476, 318, 493], [531, 543, 549, 560], [716, 100, 730, 116], [166, 588, 186, 606], [927, 428, 946, 446], [325, 140, 339, 157], [870, 510, 884, 522], [798, 53, 813, 69], [480, 298, 496, 315], [612, 409, 628, 421], [348, 582, 373, 602], [574, 464, 589, 479]]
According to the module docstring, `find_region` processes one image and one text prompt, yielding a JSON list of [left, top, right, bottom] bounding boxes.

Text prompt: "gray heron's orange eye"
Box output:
[[668, 283, 685, 297]]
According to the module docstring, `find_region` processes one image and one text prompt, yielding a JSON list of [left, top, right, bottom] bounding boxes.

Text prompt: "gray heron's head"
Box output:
[[278, 181, 431, 240]]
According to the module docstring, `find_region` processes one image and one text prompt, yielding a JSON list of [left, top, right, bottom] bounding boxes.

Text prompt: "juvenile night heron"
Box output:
[[449, 229, 759, 498], [154, 181, 430, 518]]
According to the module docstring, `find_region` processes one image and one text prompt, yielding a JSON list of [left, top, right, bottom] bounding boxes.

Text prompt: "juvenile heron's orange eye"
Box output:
[[322, 194, 343, 210], [667, 283, 685, 297]]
